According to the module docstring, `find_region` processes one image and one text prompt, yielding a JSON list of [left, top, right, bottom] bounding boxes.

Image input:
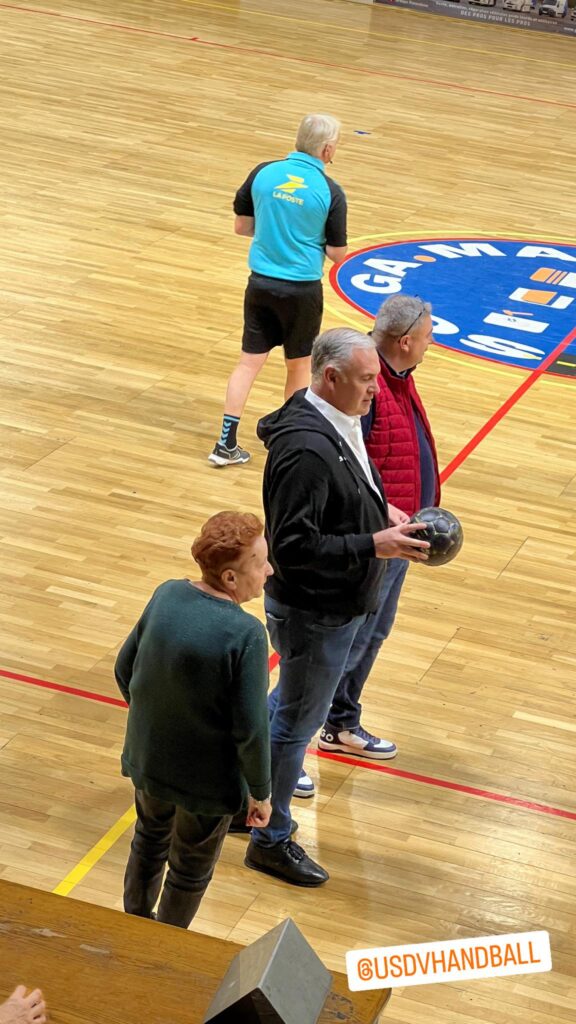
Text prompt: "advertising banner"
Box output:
[[375, 0, 576, 35]]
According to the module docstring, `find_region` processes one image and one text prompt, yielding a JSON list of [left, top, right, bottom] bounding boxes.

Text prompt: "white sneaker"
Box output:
[[293, 770, 315, 798], [318, 724, 397, 760]]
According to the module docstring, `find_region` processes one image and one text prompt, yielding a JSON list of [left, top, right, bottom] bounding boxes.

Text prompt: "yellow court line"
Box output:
[[527, 376, 574, 390], [424, 347, 576, 391], [184, 0, 576, 70], [428, 347, 522, 378], [52, 805, 136, 897], [348, 229, 576, 244], [323, 299, 368, 331]]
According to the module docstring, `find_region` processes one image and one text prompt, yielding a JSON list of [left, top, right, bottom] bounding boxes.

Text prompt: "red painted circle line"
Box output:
[[1, 665, 575, 822], [1, 3, 576, 111]]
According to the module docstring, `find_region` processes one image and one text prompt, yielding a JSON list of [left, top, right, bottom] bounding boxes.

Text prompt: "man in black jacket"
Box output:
[[244, 328, 429, 887]]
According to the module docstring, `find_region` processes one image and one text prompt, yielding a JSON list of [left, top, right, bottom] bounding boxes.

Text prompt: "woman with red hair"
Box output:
[[115, 511, 273, 929]]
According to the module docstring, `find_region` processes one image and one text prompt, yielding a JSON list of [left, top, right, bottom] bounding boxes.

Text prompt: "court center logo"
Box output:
[[330, 238, 576, 378]]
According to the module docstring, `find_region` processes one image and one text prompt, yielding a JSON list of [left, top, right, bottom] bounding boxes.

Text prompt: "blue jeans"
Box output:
[[329, 558, 409, 731], [260, 563, 409, 845], [253, 596, 370, 847]]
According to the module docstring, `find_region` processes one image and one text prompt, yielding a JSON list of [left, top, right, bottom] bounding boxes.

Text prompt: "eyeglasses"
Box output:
[[396, 299, 427, 340]]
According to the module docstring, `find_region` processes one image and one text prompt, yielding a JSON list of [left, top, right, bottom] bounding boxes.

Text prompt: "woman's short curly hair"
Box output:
[[191, 511, 264, 584]]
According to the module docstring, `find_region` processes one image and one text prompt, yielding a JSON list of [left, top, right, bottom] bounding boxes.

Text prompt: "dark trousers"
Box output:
[[123, 789, 232, 929]]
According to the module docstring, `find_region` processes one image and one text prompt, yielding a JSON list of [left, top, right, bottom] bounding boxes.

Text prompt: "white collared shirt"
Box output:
[[304, 388, 380, 496]]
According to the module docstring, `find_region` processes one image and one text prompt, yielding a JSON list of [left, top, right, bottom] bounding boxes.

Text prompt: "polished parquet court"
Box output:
[[1, 0, 575, 1021]]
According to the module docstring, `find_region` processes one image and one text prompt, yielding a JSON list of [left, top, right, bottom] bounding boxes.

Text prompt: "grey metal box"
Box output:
[[203, 918, 333, 1024]]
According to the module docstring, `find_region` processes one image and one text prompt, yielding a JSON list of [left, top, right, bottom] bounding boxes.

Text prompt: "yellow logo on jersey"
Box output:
[[275, 174, 308, 194], [273, 174, 307, 206]]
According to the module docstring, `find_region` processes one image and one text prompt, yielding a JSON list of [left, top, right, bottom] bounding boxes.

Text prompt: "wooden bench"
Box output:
[[0, 880, 390, 1022]]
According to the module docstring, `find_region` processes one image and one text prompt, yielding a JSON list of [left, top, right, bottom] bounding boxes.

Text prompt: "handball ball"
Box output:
[[409, 507, 463, 567]]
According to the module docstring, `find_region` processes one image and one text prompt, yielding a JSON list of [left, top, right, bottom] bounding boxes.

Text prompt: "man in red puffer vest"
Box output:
[[364, 294, 439, 516], [314, 295, 440, 768]]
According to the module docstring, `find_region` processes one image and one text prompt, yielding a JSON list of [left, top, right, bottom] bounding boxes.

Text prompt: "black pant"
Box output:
[[123, 789, 232, 929], [241, 273, 323, 358]]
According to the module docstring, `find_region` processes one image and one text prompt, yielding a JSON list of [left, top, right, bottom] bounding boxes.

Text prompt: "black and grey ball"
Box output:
[[409, 507, 463, 566]]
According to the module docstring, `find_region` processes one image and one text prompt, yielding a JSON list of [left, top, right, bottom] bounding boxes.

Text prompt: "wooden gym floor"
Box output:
[[0, 0, 575, 1021]]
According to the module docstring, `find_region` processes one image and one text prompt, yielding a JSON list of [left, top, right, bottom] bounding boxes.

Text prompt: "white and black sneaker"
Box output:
[[293, 770, 315, 799], [318, 723, 397, 760], [208, 443, 251, 467]]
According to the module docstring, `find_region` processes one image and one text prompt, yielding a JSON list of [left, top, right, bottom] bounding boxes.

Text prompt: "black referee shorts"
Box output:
[[241, 273, 323, 360]]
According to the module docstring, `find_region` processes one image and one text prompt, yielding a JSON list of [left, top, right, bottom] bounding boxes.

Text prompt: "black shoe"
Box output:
[[208, 442, 251, 466], [244, 839, 329, 887], [229, 816, 298, 836]]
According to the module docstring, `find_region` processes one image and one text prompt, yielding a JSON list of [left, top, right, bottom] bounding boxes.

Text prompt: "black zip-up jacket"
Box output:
[[257, 391, 389, 617]]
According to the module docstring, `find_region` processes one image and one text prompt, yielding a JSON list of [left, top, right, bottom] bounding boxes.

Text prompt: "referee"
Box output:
[[209, 113, 348, 466]]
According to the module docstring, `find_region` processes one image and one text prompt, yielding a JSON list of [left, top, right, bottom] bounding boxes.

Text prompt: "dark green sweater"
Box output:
[[114, 580, 271, 815]]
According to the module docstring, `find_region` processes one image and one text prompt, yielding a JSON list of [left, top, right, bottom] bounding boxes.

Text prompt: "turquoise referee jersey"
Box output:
[[233, 151, 347, 282]]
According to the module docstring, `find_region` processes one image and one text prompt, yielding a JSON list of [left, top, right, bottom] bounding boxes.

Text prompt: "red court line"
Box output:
[[440, 325, 576, 483], [0, 668, 128, 708], [1, 3, 576, 112], [0, 2, 200, 38], [2, 665, 575, 823], [191, 38, 576, 112], [313, 749, 576, 822], [0, 660, 282, 706], [0, 660, 279, 705]]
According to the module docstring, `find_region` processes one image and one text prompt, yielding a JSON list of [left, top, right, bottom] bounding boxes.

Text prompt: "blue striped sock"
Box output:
[[219, 415, 240, 450]]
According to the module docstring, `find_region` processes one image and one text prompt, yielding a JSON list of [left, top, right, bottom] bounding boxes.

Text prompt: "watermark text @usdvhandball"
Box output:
[[346, 931, 551, 991]]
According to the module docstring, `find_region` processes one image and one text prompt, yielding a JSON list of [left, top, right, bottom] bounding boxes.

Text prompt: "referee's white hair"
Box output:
[[311, 328, 376, 382], [296, 113, 341, 157]]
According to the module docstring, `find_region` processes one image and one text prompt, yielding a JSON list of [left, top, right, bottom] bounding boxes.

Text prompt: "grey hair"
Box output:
[[295, 113, 340, 157], [372, 295, 432, 346], [311, 328, 376, 382]]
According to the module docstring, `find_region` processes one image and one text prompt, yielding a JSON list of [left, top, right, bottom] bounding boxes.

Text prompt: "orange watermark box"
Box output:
[[346, 930, 551, 991]]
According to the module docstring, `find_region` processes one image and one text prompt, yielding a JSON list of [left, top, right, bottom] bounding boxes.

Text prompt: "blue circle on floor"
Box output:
[[330, 237, 576, 378]]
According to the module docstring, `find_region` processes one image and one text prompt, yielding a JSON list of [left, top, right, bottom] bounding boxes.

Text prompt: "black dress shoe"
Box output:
[[229, 817, 298, 836], [244, 839, 329, 887]]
